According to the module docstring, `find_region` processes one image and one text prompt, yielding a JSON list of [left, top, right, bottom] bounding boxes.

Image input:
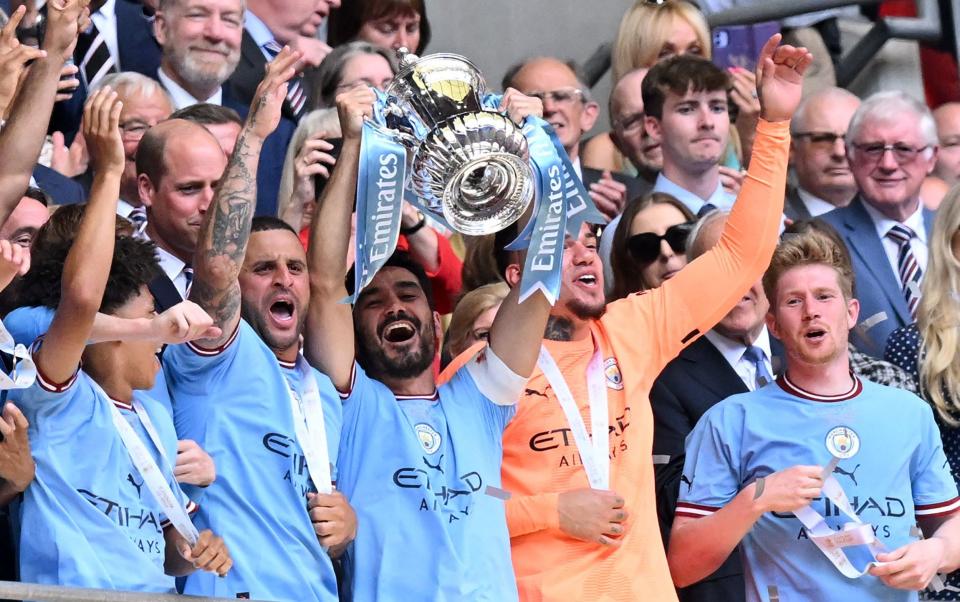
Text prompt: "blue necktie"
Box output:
[[743, 345, 773, 389], [697, 203, 717, 218]]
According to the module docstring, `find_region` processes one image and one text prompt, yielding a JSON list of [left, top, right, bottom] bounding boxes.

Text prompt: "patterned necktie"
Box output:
[[182, 266, 194, 299], [127, 207, 147, 232], [74, 21, 117, 90], [885, 224, 923, 319], [263, 40, 306, 119], [742, 345, 774, 390]]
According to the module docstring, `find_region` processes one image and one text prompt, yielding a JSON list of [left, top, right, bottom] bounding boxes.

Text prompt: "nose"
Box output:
[[658, 239, 675, 260], [697, 106, 715, 130], [877, 146, 899, 171], [569, 239, 596, 265], [198, 187, 215, 213], [204, 15, 225, 41], [273, 264, 296, 287], [831, 135, 847, 158], [393, 30, 410, 50]]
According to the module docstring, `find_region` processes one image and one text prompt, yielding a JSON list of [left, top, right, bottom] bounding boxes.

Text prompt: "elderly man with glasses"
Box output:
[[821, 91, 939, 357], [785, 87, 861, 220], [503, 56, 650, 221]]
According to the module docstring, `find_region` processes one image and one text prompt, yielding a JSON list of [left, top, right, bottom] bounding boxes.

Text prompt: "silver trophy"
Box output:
[[382, 49, 535, 236]]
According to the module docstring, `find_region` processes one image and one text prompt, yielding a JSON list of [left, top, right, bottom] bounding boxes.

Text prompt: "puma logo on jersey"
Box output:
[[680, 474, 694, 491], [423, 454, 445, 474], [833, 463, 861, 486], [524, 388, 548, 398], [126, 473, 144, 498]]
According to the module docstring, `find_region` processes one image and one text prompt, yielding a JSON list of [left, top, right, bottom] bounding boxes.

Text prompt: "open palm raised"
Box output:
[[755, 33, 815, 123]]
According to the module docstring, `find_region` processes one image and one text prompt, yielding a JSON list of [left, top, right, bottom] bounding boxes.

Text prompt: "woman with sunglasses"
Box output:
[[608, 192, 695, 301]]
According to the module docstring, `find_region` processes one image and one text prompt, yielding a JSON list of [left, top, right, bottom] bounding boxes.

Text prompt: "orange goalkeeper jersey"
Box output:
[[499, 120, 790, 602]]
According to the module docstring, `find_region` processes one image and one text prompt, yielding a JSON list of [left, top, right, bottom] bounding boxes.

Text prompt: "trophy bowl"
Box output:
[[384, 50, 535, 235]]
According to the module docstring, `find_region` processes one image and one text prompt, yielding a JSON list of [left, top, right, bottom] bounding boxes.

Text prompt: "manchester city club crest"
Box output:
[[825, 425, 860, 459], [604, 358, 624, 390], [415, 423, 442, 454]]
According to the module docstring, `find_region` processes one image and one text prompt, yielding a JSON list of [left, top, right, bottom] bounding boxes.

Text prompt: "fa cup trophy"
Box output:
[[380, 49, 535, 235]]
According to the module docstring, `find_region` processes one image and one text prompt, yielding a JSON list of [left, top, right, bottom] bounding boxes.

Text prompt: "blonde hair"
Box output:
[[918, 185, 960, 424], [443, 282, 509, 359], [762, 228, 855, 304], [277, 108, 343, 231], [611, 0, 711, 83]]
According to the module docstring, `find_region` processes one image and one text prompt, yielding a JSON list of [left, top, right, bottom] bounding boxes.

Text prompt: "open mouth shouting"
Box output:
[[379, 315, 420, 345], [269, 297, 296, 327], [803, 327, 827, 343]]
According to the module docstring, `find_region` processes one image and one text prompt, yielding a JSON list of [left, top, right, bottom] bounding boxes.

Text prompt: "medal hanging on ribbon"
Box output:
[[536, 338, 609, 490], [286, 357, 333, 495], [0, 319, 36, 390]]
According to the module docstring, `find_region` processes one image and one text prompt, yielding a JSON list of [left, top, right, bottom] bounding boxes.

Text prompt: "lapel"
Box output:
[[147, 272, 184, 313], [784, 187, 813, 221], [839, 197, 912, 324], [677, 337, 750, 400]]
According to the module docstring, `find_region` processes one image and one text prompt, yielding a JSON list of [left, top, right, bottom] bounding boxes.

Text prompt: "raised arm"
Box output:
[[304, 86, 372, 391], [35, 88, 123, 386], [605, 35, 813, 362], [188, 48, 299, 348], [0, 0, 82, 228]]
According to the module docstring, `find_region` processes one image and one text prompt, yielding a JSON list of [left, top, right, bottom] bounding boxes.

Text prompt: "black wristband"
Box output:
[[401, 215, 427, 236]]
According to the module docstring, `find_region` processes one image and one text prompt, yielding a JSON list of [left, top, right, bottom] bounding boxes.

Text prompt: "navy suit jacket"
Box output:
[[222, 87, 295, 218], [227, 30, 301, 123], [650, 334, 784, 602], [820, 197, 935, 357], [32, 164, 87, 205], [49, 0, 161, 143]]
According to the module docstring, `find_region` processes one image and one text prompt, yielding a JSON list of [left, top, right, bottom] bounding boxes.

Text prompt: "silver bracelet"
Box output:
[[753, 476, 765, 500]]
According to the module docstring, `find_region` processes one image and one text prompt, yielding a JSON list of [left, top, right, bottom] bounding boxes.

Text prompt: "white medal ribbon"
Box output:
[[537, 341, 609, 489], [793, 455, 886, 578], [98, 381, 199, 546], [286, 357, 332, 495], [0, 320, 35, 390]]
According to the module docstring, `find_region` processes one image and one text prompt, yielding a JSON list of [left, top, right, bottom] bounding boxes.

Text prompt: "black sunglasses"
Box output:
[[627, 222, 695, 264]]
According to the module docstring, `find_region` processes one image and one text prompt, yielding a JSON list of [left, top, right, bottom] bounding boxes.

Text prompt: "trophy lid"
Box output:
[[386, 48, 487, 99]]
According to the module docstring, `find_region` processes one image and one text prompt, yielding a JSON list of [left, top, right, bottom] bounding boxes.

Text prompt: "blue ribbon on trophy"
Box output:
[[349, 89, 406, 302]]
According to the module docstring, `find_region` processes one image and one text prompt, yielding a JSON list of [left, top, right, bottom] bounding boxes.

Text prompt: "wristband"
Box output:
[[401, 213, 427, 236], [753, 476, 765, 500]]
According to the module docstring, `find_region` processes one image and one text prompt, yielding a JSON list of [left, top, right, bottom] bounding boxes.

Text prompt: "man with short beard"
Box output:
[[488, 37, 810, 602], [307, 85, 550, 599], [670, 228, 960, 601], [163, 48, 352, 601], [153, 0, 294, 216]]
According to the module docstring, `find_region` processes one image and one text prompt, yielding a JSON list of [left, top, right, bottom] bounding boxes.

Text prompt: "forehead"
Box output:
[[343, 53, 393, 78], [612, 72, 646, 117], [855, 113, 924, 143], [245, 229, 307, 264], [119, 89, 172, 119], [162, 132, 227, 176], [171, 0, 242, 12], [368, 265, 422, 290], [513, 59, 578, 92], [0, 198, 48, 236], [666, 87, 727, 105], [803, 97, 859, 131], [777, 264, 843, 295], [935, 104, 960, 135]]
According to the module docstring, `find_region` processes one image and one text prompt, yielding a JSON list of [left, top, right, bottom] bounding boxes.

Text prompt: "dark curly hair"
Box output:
[[19, 234, 162, 315]]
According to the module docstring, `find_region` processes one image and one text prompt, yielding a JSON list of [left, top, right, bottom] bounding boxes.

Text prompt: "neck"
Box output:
[[544, 315, 591, 342], [565, 144, 579, 163], [867, 195, 921, 222], [810, 186, 856, 208], [661, 161, 720, 201], [715, 324, 763, 347], [94, 372, 135, 404], [160, 63, 219, 104], [120, 183, 142, 208], [145, 223, 193, 264], [273, 343, 299, 364], [382, 370, 436, 397], [784, 353, 853, 397]]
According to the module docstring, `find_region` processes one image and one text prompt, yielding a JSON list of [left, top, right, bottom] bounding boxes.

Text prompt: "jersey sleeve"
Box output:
[[603, 120, 789, 370], [675, 402, 745, 519], [505, 493, 560, 538], [162, 321, 242, 387], [17, 337, 83, 425], [3, 306, 54, 347], [911, 401, 960, 519]]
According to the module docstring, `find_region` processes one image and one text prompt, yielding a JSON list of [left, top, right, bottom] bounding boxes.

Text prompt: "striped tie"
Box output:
[[127, 207, 147, 232], [75, 22, 117, 90], [263, 40, 306, 120], [182, 266, 194, 299], [886, 224, 923, 319]]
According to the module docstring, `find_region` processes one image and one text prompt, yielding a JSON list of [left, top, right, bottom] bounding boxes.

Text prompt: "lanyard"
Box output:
[[0, 319, 35, 390], [286, 357, 332, 495], [537, 340, 609, 489], [98, 381, 199, 546]]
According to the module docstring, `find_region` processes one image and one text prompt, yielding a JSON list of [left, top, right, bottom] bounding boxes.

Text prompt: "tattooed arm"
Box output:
[[188, 48, 300, 348]]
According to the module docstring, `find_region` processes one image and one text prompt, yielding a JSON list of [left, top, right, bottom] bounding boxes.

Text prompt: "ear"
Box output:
[[845, 296, 860, 331], [504, 263, 522, 288], [579, 101, 600, 133], [432, 309, 443, 347], [138, 173, 155, 209], [645, 115, 663, 144], [765, 310, 779, 341], [925, 146, 939, 175], [153, 11, 167, 46]]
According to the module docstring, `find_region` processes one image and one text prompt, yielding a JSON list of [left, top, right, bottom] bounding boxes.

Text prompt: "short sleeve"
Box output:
[[911, 401, 960, 518], [163, 323, 241, 387], [3, 306, 54, 347], [675, 404, 744, 519]]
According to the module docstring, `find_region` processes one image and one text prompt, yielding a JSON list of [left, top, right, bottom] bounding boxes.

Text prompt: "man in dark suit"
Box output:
[[49, 0, 162, 142], [32, 164, 86, 205], [135, 119, 228, 311], [785, 87, 861, 221], [821, 91, 939, 357], [152, 0, 294, 216], [650, 211, 779, 602], [226, 0, 319, 123], [504, 56, 649, 221]]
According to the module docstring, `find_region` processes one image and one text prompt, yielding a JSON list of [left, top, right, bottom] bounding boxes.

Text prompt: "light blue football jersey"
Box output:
[[677, 375, 960, 602], [163, 321, 342, 602], [336, 350, 523, 602]]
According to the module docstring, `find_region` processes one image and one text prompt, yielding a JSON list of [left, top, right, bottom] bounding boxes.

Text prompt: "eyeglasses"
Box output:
[[119, 120, 151, 141], [852, 142, 930, 164], [794, 131, 846, 149], [627, 221, 694, 264], [614, 111, 646, 134], [526, 88, 585, 106]]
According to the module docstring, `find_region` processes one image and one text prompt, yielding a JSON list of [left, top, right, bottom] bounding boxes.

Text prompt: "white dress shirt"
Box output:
[[797, 187, 839, 217], [157, 67, 223, 109], [861, 199, 928, 282], [652, 172, 736, 215], [704, 326, 773, 391], [140, 231, 190, 299]]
